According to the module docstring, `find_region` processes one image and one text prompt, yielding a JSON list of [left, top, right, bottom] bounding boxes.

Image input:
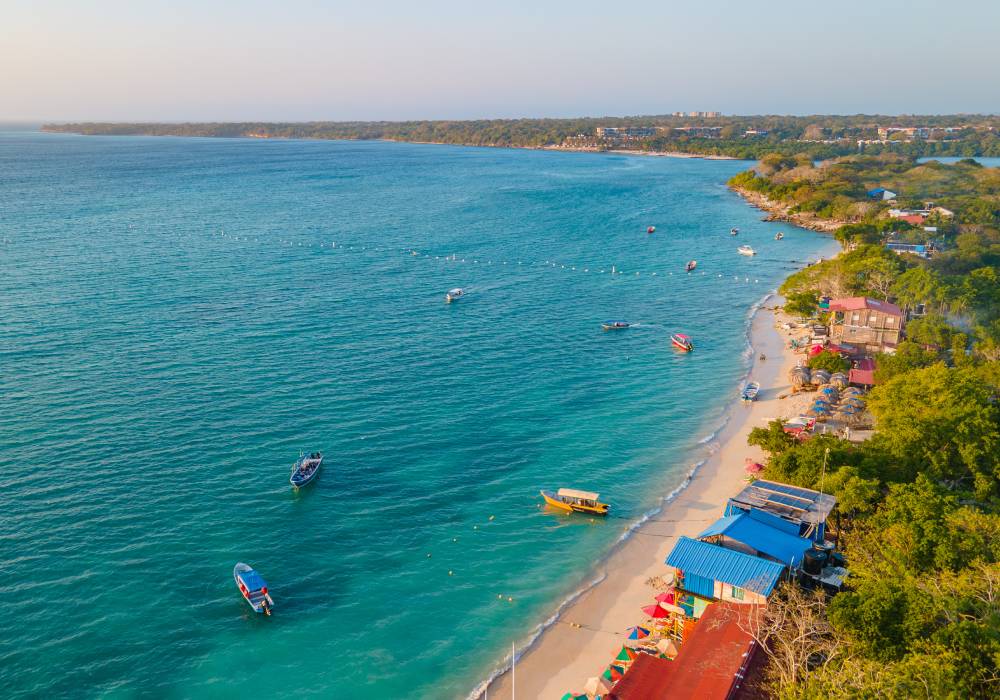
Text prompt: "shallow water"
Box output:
[[0, 133, 836, 698]]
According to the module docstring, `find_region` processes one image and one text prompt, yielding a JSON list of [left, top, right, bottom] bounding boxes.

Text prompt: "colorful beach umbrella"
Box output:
[[560, 694, 588, 700], [745, 461, 765, 475], [641, 603, 670, 618], [653, 591, 674, 604], [626, 625, 650, 640], [615, 646, 638, 663], [585, 675, 613, 696], [809, 344, 825, 356], [821, 386, 838, 395], [603, 665, 625, 682]]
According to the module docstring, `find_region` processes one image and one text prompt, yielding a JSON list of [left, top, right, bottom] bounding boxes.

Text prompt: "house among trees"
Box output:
[[664, 536, 784, 609], [827, 297, 904, 354], [885, 242, 933, 259], [866, 187, 896, 200]]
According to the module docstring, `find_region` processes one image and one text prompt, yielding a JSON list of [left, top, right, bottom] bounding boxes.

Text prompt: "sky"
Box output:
[[3, 0, 999, 121]]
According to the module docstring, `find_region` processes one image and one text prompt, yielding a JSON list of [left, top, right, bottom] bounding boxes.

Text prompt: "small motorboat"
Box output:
[[602, 321, 631, 331], [741, 382, 761, 402], [647, 226, 656, 234], [445, 287, 465, 303], [737, 245, 756, 256], [540, 488, 609, 516], [234, 563, 273, 615], [774, 232, 784, 240], [685, 260, 697, 273], [290, 452, 323, 488], [671, 333, 694, 352], [730, 227, 739, 236]]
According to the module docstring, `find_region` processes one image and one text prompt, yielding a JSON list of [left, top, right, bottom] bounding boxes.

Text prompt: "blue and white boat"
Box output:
[[290, 452, 323, 488], [741, 381, 761, 402], [234, 563, 273, 615]]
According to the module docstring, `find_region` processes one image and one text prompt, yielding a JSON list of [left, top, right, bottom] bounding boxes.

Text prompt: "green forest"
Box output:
[[42, 114, 1000, 159], [740, 153, 1000, 698]]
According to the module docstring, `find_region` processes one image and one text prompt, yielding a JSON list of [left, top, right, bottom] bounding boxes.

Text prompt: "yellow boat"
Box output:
[[540, 488, 610, 516]]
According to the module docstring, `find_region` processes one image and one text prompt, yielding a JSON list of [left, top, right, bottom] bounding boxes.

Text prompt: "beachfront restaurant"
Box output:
[[607, 602, 760, 700], [664, 536, 784, 614], [724, 479, 836, 544]]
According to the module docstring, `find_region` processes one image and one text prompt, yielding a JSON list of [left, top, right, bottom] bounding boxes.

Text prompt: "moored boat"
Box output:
[[647, 226, 656, 234], [737, 245, 756, 256], [290, 452, 323, 488], [741, 381, 761, 402], [602, 320, 631, 331], [234, 563, 273, 615], [671, 333, 694, 352], [730, 227, 739, 236], [775, 232, 784, 240], [540, 488, 609, 516], [685, 260, 697, 272], [445, 287, 465, 303]]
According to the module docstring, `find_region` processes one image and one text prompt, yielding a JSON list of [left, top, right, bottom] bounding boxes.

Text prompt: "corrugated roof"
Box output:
[[666, 537, 784, 596], [849, 368, 875, 385], [697, 512, 812, 567], [608, 603, 760, 700], [828, 296, 902, 317], [745, 506, 800, 534], [728, 479, 837, 525]]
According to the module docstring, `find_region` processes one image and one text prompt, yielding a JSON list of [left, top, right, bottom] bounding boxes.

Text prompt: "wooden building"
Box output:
[[827, 297, 903, 354]]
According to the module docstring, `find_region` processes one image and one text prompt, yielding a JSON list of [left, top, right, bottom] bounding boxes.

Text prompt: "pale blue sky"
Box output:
[[3, 0, 998, 120]]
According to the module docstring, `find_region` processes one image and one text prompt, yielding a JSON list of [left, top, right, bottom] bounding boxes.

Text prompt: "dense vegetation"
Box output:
[[742, 153, 1000, 698], [43, 114, 1000, 159]]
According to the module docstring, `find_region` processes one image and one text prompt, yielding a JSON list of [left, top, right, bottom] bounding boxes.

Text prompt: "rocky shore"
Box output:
[[729, 185, 845, 233]]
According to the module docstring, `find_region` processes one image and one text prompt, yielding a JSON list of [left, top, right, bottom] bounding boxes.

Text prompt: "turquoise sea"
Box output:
[[0, 132, 837, 699]]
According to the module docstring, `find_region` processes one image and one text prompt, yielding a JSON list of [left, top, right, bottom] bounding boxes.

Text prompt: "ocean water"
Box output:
[[0, 132, 837, 699]]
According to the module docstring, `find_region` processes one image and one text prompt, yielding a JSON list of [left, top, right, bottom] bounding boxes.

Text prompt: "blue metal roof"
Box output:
[[745, 506, 799, 535], [665, 536, 784, 596], [697, 512, 812, 568], [237, 569, 267, 592]]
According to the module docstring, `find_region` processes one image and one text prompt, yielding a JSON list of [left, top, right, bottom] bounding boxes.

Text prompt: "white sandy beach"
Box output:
[[481, 302, 814, 700]]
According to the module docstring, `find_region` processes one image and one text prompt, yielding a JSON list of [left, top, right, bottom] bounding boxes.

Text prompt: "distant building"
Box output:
[[828, 297, 904, 353], [672, 111, 721, 118], [886, 242, 933, 259], [877, 126, 931, 140], [594, 126, 656, 139], [867, 187, 897, 200], [743, 129, 769, 137]]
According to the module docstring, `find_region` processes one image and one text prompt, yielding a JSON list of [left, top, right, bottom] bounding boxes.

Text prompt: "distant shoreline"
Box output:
[[40, 126, 740, 160]]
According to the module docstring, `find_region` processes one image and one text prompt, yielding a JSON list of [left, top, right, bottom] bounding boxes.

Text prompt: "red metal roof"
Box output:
[[854, 358, 875, 371], [899, 214, 927, 226], [609, 602, 760, 700], [849, 368, 875, 385], [828, 297, 902, 317]]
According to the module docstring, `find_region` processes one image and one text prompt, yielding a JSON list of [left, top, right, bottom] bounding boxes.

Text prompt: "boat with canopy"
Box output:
[[602, 321, 631, 331], [233, 563, 273, 615], [540, 488, 609, 516]]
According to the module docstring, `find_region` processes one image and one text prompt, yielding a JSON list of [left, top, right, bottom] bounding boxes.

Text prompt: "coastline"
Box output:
[[728, 185, 845, 233], [476, 297, 817, 700]]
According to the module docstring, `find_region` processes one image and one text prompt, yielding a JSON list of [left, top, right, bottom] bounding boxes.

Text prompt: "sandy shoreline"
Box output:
[[477, 301, 815, 700]]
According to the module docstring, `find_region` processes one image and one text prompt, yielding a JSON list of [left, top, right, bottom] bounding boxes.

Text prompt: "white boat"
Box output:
[[775, 232, 784, 240], [445, 288, 465, 303], [737, 245, 756, 256], [685, 260, 697, 272], [730, 228, 739, 236]]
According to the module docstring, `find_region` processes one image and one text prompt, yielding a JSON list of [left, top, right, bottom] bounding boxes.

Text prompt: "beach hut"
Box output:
[[812, 369, 832, 385], [664, 537, 784, 607], [725, 479, 837, 543]]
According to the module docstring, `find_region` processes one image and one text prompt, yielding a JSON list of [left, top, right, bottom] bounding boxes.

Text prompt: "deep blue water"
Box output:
[[0, 132, 836, 698]]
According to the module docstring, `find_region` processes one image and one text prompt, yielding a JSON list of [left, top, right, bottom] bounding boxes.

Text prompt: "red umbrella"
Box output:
[[745, 461, 764, 475], [809, 344, 825, 356], [641, 603, 670, 618], [654, 591, 674, 604]]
